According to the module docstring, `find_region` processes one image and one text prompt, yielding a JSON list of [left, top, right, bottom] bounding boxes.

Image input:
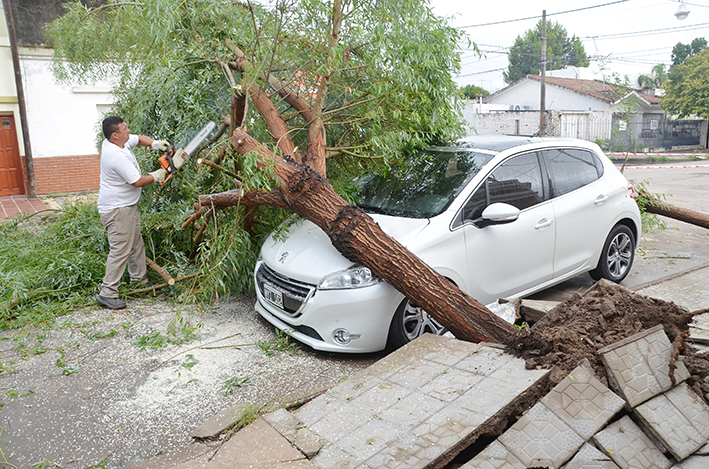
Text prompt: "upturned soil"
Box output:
[[505, 279, 709, 404]]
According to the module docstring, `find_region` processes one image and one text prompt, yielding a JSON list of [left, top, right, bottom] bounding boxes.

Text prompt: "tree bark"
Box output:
[[641, 190, 709, 230]]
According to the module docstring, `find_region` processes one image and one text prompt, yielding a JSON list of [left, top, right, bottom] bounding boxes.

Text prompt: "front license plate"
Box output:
[[263, 283, 284, 309]]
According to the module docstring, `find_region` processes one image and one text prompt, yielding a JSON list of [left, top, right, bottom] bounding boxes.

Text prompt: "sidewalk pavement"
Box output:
[[0, 195, 49, 220], [131, 289, 709, 468]]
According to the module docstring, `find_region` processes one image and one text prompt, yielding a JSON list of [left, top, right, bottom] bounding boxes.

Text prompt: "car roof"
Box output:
[[432, 134, 591, 154]]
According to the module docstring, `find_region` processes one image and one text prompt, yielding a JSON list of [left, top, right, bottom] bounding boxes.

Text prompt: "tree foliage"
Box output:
[[504, 20, 588, 84], [43, 0, 467, 303], [671, 37, 707, 65], [637, 64, 667, 90], [461, 84, 489, 100], [662, 47, 709, 119]]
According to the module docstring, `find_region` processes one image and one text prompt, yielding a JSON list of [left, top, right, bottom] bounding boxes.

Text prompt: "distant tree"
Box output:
[[662, 48, 709, 118], [461, 84, 489, 99], [671, 37, 707, 65], [637, 64, 667, 90], [504, 20, 589, 84]]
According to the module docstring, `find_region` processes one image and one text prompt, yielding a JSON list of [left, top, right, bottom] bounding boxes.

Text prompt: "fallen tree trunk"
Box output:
[[641, 190, 709, 230], [200, 131, 517, 344]]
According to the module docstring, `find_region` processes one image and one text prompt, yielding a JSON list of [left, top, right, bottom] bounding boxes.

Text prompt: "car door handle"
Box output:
[[594, 194, 609, 205], [535, 218, 553, 230]]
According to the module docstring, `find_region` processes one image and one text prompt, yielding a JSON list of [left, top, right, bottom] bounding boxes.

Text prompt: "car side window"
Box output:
[[543, 148, 603, 197], [462, 151, 544, 221]]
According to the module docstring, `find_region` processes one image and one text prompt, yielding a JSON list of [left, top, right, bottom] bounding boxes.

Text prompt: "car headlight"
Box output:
[[318, 265, 381, 290]]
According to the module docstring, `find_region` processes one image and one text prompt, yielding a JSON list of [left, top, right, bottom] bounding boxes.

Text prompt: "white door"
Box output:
[[459, 151, 555, 303]]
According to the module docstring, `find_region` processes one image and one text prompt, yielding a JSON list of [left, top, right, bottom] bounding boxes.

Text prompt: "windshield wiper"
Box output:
[[357, 205, 400, 216]]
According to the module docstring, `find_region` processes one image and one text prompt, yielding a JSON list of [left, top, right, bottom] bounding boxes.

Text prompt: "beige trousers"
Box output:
[[99, 204, 148, 298]]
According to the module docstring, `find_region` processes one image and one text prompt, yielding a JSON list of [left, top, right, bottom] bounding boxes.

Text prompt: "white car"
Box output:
[[254, 135, 641, 353]]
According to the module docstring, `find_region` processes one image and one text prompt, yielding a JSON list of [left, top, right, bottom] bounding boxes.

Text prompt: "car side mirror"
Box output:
[[474, 203, 520, 228]]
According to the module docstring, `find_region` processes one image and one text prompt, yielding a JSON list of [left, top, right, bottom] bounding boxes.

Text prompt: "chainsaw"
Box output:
[[158, 121, 216, 185]]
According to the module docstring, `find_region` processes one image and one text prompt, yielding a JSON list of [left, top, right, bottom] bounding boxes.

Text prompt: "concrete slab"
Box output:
[[593, 415, 672, 469], [673, 455, 709, 468], [497, 401, 585, 468], [634, 391, 707, 460], [128, 443, 217, 469], [289, 334, 549, 468], [191, 403, 252, 439], [540, 359, 626, 440], [459, 439, 526, 469], [196, 417, 314, 468], [598, 325, 690, 407], [564, 442, 620, 469]]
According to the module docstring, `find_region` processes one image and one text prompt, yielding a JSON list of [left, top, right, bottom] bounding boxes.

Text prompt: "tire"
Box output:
[[589, 224, 635, 283], [386, 297, 448, 350]]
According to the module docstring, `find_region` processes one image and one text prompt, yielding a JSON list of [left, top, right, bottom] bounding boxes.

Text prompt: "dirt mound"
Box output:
[[505, 279, 709, 403]]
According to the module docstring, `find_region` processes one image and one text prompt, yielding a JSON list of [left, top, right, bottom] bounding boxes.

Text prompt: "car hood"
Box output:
[[260, 215, 430, 285]]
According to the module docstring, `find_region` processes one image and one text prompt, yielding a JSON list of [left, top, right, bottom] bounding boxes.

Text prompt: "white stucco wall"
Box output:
[[0, 4, 23, 151], [463, 102, 544, 136], [486, 80, 613, 113], [20, 51, 114, 158]]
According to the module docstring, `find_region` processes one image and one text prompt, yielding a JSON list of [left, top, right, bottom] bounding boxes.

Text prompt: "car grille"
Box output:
[[255, 262, 316, 317]]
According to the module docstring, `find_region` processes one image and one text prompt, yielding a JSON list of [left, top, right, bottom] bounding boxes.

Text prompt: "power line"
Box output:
[[456, 67, 507, 78], [456, 0, 630, 29], [582, 22, 709, 40]]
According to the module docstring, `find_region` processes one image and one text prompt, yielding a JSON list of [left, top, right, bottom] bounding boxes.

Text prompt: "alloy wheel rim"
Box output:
[[402, 301, 447, 341], [607, 232, 632, 278]]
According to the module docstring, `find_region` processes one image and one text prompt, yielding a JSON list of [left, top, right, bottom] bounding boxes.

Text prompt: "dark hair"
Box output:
[[102, 116, 124, 140]]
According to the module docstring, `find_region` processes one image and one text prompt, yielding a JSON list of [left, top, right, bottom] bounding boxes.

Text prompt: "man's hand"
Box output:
[[149, 168, 168, 183], [152, 140, 172, 152]]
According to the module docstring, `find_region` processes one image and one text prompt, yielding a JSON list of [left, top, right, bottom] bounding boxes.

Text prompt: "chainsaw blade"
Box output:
[[184, 121, 216, 155]]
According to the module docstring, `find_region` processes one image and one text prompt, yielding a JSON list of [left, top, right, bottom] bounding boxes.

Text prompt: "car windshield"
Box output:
[[355, 148, 494, 218]]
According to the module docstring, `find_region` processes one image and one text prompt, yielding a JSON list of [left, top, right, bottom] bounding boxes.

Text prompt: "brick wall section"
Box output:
[[34, 155, 101, 195]]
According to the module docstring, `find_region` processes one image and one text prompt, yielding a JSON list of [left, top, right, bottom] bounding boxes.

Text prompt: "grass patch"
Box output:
[[220, 375, 253, 396], [132, 315, 201, 350], [257, 328, 301, 357]]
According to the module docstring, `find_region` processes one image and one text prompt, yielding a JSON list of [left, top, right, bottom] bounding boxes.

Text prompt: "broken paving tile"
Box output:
[[262, 408, 304, 443], [593, 415, 672, 469], [599, 325, 690, 407], [664, 382, 709, 440], [541, 359, 625, 440], [634, 392, 706, 460], [564, 442, 620, 469], [294, 335, 547, 468], [498, 401, 585, 468], [190, 402, 251, 439], [672, 455, 709, 468], [459, 439, 526, 469], [688, 312, 709, 345], [564, 442, 621, 469]]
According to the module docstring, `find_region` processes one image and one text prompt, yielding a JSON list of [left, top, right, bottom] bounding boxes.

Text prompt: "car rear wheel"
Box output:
[[387, 297, 448, 350], [589, 224, 635, 283]]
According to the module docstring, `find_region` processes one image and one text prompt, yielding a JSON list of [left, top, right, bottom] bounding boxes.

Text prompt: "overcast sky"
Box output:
[[430, 0, 709, 92]]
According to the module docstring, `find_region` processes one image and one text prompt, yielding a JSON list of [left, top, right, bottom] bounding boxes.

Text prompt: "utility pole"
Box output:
[[2, 0, 36, 197], [539, 10, 547, 136]]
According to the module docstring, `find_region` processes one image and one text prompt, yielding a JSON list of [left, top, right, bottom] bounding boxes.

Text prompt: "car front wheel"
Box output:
[[589, 224, 635, 283], [387, 297, 448, 350]]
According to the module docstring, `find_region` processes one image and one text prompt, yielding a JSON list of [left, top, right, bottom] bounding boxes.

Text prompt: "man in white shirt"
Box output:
[[96, 116, 170, 310]]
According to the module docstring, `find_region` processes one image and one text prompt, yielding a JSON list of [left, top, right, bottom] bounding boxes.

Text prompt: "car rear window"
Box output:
[[355, 149, 494, 218], [543, 148, 603, 197]]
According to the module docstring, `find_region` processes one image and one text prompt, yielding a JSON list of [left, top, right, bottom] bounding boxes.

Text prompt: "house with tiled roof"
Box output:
[[477, 74, 667, 143]]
